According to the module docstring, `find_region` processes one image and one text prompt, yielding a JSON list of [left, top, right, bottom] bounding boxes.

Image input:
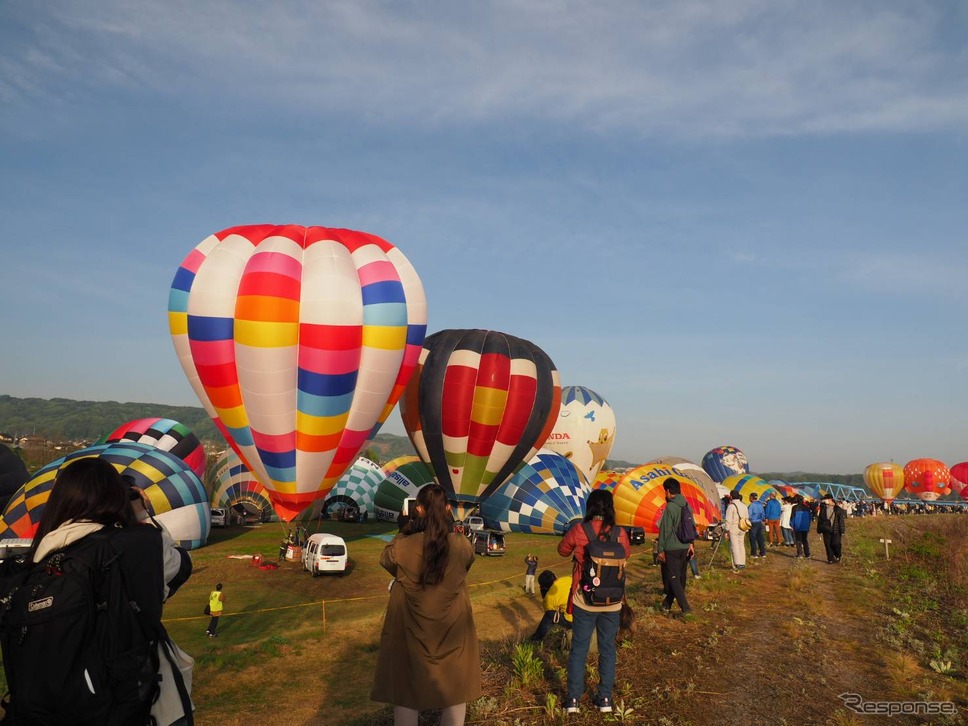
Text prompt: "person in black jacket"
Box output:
[[817, 493, 847, 564]]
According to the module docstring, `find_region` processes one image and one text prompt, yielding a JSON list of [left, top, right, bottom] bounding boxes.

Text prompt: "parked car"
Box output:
[[464, 515, 485, 532], [470, 530, 506, 556], [624, 526, 646, 545], [303, 533, 348, 576], [210, 508, 227, 527]]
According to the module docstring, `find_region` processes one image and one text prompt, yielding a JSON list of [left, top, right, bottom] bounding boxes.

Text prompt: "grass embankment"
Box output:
[[3, 515, 966, 724]]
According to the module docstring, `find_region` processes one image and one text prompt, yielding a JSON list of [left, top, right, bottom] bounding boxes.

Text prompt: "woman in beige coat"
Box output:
[[371, 484, 480, 726]]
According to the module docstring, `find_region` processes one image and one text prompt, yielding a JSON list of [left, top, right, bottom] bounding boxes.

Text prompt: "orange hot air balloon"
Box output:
[[863, 463, 904, 505], [612, 464, 719, 536], [903, 459, 951, 502]]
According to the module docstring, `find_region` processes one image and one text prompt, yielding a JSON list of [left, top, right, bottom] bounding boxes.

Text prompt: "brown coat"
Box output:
[[371, 531, 481, 710]]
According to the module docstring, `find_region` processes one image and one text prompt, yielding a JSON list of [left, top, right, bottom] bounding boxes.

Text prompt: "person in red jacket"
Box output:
[[557, 489, 631, 715]]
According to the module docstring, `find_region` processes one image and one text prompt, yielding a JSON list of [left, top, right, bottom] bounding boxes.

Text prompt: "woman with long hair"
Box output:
[[371, 484, 480, 726], [4, 456, 191, 725], [557, 488, 631, 715]]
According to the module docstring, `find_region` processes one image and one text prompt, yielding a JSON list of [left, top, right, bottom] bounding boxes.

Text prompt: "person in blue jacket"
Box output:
[[747, 493, 767, 558], [764, 493, 782, 547], [790, 495, 814, 559]]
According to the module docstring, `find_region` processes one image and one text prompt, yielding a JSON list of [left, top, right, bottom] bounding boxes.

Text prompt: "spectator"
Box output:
[[791, 495, 814, 559], [747, 493, 767, 558], [528, 570, 573, 642], [724, 490, 749, 571], [524, 553, 538, 594], [779, 496, 795, 547], [764, 492, 782, 547], [817, 494, 847, 564], [656, 478, 693, 616], [206, 583, 224, 637]]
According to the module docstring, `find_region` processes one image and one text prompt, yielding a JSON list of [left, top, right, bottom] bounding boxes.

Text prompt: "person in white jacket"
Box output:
[[723, 490, 749, 570], [779, 497, 795, 547]]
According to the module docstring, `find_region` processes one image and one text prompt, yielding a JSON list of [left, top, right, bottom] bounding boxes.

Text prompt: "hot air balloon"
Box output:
[[648, 456, 720, 512], [542, 386, 616, 485], [98, 418, 206, 480], [863, 463, 904, 506], [373, 460, 435, 522], [949, 462, 968, 502], [612, 463, 719, 535], [903, 459, 951, 502], [592, 470, 623, 492], [480, 450, 590, 535], [701, 446, 749, 483], [211, 449, 275, 521], [0, 443, 210, 549], [168, 225, 427, 522], [721, 474, 777, 504], [400, 329, 561, 510], [320, 457, 386, 519], [0, 444, 29, 513]]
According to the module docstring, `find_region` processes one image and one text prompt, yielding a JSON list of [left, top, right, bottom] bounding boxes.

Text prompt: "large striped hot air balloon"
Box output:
[[543, 385, 616, 485], [481, 450, 590, 535], [168, 225, 427, 522], [400, 329, 561, 510], [612, 463, 719, 536], [0, 443, 210, 549], [903, 458, 951, 502], [98, 417, 206, 480], [701, 446, 749, 484], [863, 463, 904, 506]]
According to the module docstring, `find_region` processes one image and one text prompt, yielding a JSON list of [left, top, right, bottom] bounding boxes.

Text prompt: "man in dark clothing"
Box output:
[[791, 495, 813, 559], [817, 494, 847, 563], [657, 478, 693, 616]]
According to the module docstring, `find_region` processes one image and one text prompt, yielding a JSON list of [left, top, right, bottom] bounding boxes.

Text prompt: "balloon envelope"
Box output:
[[949, 462, 968, 501], [647, 456, 720, 512], [98, 418, 206, 480], [701, 446, 749, 483], [373, 460, 435, 522], [0, 443, 210, 549], [863, 463, 904, 505], [721, 474, 777, 505], [612, 463, 719, 535], [543, 386, 616, 485], [481, 450, 590, 535], [400, 329, 560, 508], [168, 225, 427, 522], [0, 444, 29, 513], [592, 470, 623, 492], [903, 459, 951, 502], [321, 457, 386, 519], [212, 449, 274, 516]]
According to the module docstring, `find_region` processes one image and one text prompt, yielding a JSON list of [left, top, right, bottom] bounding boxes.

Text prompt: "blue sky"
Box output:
[[2, 1, 966, 473]]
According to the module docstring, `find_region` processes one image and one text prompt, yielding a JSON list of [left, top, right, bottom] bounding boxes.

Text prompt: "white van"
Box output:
[[303, 533, 348, 576], [210, 508, 227, 527]]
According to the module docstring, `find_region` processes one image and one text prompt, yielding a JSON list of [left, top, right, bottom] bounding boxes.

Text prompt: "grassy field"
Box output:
[[3, 514, 966, 724]]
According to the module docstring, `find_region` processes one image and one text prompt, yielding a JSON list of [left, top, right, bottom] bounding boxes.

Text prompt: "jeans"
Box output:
[[660, 549, 691, 612], [748, 522, 766, 556], [781, 526, 794, 545], [567, 606, 620, 701], [794, 530, 810, 558], [530, 610, 572, 641]]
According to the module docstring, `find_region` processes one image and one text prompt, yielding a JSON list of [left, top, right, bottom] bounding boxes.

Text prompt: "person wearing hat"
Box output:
[[817, 493, 847, 563], [723, 490, 749, 570], [524, 553, 539, 594]]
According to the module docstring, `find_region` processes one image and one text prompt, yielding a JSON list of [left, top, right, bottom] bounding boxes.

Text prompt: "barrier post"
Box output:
[[322, 601, 327, 635]]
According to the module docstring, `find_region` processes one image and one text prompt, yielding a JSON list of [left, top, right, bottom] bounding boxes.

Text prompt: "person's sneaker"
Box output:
[[564, 697, 580, 714], [592, 695, 613, 713], [693, 574, 702, 579]]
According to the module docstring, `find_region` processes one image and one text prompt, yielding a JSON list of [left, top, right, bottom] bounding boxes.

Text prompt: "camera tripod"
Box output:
[[706, 522, 734, 570]]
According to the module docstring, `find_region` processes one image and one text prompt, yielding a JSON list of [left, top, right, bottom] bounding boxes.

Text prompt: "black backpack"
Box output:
[[675, 502, 699, 544], [578, 523, 627, 606], [0, 529, 160, 725]]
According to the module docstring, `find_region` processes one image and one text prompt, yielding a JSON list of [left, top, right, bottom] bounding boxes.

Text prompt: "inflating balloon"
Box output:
[[543, 386, 616, 485], [903, 458, 951, 502], [400, 329, 560, 509], [648, 456, 720, 512], [863, 463, 904, 505], [0, 443, 210, 549], [481, 450, 589, 535], [612, 463, 719, 535], [950, 462, 968, 501], [721, 473, 777, 504], [98, 417, 206, 480], [0, 444, 29, 513], [168, 225, 427, 521], [212, 449, 274, 519], [373, 460, 435, 522], [592, 470, 623, 492], [321, 457, 386, 519], [701, 445, 749, 483]]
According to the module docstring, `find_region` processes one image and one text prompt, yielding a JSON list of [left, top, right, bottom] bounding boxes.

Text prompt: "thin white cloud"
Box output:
[[839, 250, 968, 299], [2, 0, 966, 138]]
